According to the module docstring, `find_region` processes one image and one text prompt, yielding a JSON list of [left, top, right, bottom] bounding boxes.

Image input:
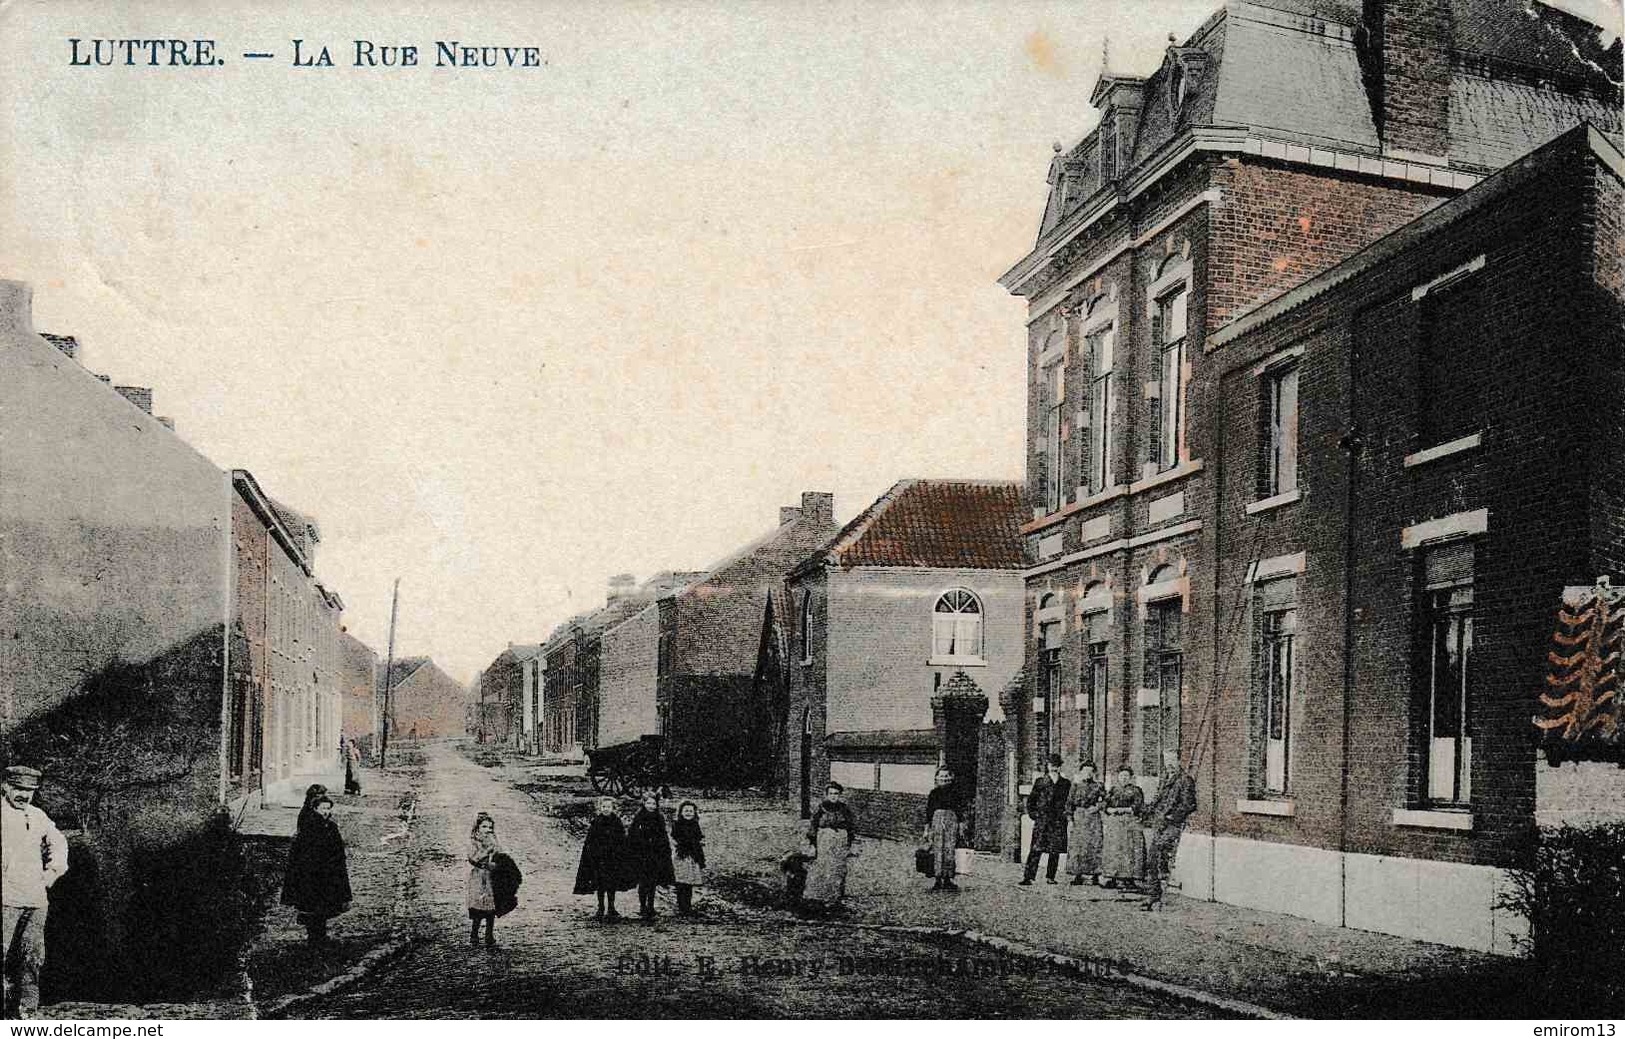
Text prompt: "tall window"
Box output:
[[1043, 359, 1065, 511], [1086, 321, 1114, 494], [1256, 578, 1297, 795], [1264, 363, 1299, 497], [1142, 571, 1182, 775], [933, 589, 984, 661], [1422, 541, 1475, 805], [1419, 276, 1484, 447], [1036, 595, 1062, 762], [1151, 283, 1188, 472], [1082, 602, 1110, 768], [798, 589, 813, 664]]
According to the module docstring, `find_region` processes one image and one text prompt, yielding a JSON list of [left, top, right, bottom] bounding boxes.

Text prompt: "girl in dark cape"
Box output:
[[574, 797, 632, 920], [626, 791, 676, 920], [671, 801, 705, 916], [282, 785, 352, 945]]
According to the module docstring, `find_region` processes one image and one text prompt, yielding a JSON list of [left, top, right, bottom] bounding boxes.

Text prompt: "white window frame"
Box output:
[[1153, 281, 1188, 473], [1265, 361, 1299, 498], [1260, 604, 1295, 796], [930, 588, 986, 665], [1084, 310, 1115, 495]]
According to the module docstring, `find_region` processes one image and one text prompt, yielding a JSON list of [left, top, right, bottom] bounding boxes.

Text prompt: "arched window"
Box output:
[[932, 589, 984, 661], [798, 589, 813, 664]]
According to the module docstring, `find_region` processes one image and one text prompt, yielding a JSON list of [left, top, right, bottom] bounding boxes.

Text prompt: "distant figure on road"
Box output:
[[1099, 765, 1146, 890], [1141, 749, 1197, 911], [466, 811, 503, 947], [802, 782, 857, 909], [574, 797, 631, 921], [1020, 754, 1070, 886], [670, 801, 706, 917], [921, 767, 964, 892], [1067, 762, 1106, 886], [282, 785, 352, 946], [1, 765, 68, 1019], [626, 791, 675, 921], [343, 738, 363, 796]]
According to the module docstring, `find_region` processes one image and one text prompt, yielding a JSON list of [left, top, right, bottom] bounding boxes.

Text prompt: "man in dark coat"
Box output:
[[1141, 749, 1197, 910], [1019, 753, 1071, 885]]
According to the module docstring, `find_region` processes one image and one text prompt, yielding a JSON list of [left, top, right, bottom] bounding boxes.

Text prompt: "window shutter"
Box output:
[[1425, 541, 1475, 587]]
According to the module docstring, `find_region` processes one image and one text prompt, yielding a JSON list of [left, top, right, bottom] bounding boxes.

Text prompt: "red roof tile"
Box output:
[[810, 479, 1025, 572]]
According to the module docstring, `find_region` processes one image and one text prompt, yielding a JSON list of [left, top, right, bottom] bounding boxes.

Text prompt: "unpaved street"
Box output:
[[284, 744, 1218, 1019]]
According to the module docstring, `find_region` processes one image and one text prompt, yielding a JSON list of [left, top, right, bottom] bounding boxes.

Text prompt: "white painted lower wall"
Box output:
[[1172, 831, 1528, 955]]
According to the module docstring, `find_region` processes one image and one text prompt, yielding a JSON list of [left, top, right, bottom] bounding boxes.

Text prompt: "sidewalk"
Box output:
[[688, 800, 1532, 1019], [238, 751, 426, 1010]]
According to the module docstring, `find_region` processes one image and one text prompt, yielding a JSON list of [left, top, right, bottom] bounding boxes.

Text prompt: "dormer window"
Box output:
[[1162, 46, 1207, 122], [1099, 118, 1117, 183]]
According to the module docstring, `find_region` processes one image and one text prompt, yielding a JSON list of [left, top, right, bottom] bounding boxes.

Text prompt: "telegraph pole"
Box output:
[[379, 578, 400, 767]]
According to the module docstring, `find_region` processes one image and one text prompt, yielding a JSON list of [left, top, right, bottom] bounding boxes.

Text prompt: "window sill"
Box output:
[[800, 659, 814, 668], [1404, 432, 1483, 468], [928, 657, 987, 668], [1390, 808, 1473, 831], [1245, 488, 1301, 516], [1237, 798, 1295, 817], [1129, 460, 1204, 496]]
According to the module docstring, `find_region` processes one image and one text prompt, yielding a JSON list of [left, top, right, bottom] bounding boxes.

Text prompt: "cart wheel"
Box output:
[[589, 771, 611, 795]]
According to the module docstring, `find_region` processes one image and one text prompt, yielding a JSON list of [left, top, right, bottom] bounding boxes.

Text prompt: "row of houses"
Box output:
[[0, 282, 393, 997], [482, 0, 1624, 956]]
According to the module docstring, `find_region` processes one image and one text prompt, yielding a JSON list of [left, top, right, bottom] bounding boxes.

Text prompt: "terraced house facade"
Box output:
[[999, 0, 1620, 948]]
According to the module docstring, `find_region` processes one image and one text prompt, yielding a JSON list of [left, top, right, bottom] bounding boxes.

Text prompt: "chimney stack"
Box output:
[[779, 505, 802, 526], [1361, 0, 1453, 162], [607, 573, 637, 602], [800, 491, 835, 525], [115, 385, 153, 414]]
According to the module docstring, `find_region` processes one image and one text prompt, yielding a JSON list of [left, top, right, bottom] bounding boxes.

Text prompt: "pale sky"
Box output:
[[2, 0, 1616, 682]]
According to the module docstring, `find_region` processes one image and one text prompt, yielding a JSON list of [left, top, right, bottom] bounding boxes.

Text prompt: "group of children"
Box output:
[[463, 792, 707, 938], [571, 792, 707, 921]]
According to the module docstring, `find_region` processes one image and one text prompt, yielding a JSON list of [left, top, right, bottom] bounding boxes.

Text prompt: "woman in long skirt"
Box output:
[[1099, 765, 1146, 889], [1067, 762, 1106, 885], [921, 767, 963, 892], [803, 782, 857, 907]]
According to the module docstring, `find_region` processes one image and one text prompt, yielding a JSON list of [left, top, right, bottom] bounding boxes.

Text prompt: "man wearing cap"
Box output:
[[2, 765, 68, 1018]]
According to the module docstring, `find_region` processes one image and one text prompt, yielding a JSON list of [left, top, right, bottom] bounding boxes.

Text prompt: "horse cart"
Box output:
[[585, 735, 667, 798]]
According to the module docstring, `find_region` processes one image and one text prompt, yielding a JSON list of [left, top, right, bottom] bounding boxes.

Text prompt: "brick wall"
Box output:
[[392, 661, 468, 741], [1203, 131, 1620, 869], [599, 603, 661, 746], [1206, 157, 1448, 329]]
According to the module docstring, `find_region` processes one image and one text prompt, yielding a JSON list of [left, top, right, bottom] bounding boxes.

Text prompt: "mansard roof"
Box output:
[[1014, 0, 1621, 279]]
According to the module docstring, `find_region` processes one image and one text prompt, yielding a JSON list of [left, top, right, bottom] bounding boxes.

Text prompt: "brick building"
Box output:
[[783, 480, 1025, 843], [651, 492, 839, 787], [0, 281, 342, 997], [378, 656, 467, 743], [998, 0, 1619, 867], [1171, 124, 1623, 951], [228, 471, 345, 806], [477, 643, 540, 748], [340, 631, 381, 757], [540, 577, 671, 757]]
